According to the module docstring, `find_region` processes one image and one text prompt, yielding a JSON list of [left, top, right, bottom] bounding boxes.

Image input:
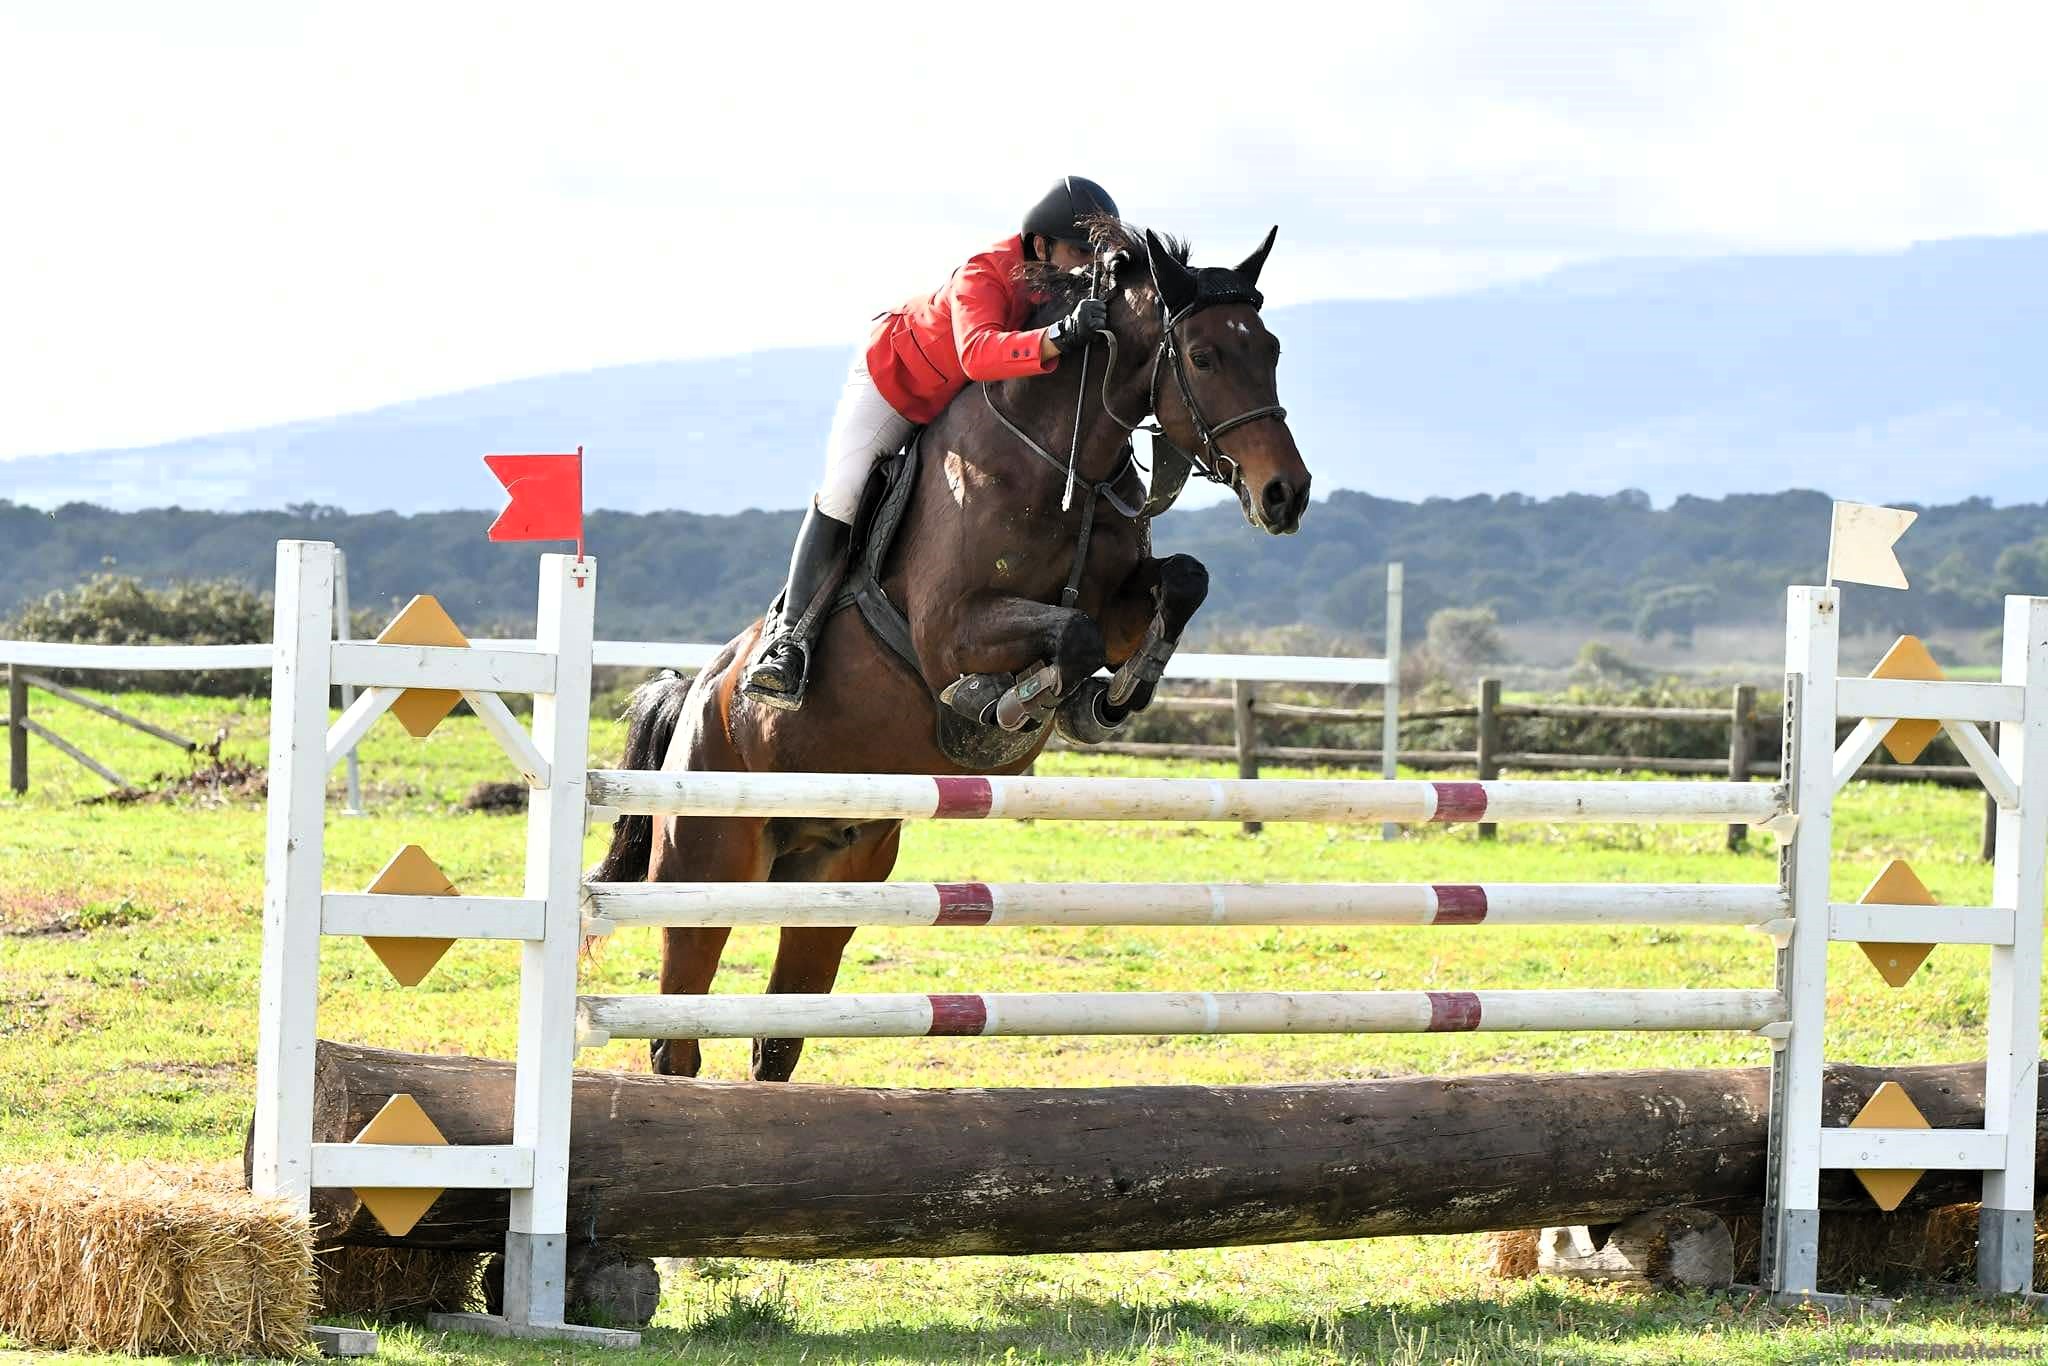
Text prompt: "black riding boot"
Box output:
[[741, 503, 853, 710]]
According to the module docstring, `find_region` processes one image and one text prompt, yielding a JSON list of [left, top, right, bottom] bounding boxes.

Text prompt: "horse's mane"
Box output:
[[1014, 216, 1191, 328]]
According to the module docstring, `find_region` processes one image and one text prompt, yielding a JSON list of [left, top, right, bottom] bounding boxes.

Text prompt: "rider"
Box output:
[[741, 176, 1119, 709]]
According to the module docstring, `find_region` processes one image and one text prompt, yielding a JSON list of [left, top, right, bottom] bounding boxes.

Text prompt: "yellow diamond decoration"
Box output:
[[1856, 859, 1941, 988], [375, 595, 470, 738], [1869, 636, 1945, 764], [351, 1093, 448, 1236], [363, 845, 459, 987], [1847, 1080, 1930, 1212]]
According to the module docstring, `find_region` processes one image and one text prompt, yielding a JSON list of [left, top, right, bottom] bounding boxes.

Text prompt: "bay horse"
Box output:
[[593, 220, 1312, 1080]]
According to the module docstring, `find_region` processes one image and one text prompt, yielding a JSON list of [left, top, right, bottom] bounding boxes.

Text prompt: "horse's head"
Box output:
[[1136, 226, 1310, 534], [1018, 221, 1311, 533]]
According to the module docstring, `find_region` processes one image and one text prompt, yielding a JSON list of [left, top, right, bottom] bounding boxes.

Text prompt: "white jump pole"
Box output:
[[584, 880, 1786, 930], [577, 988, 1788, 1045], [587, 772, 1788, 827]]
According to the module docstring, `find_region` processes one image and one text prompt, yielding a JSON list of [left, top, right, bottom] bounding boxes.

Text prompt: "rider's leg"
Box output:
[[742, 352, 912, 707], [742, 499, 851, 699]]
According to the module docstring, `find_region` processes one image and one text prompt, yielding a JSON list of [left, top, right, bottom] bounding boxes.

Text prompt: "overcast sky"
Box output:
[[4, 0, 2047, 462]]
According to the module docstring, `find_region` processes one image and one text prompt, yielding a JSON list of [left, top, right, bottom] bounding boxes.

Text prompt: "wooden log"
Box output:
[[297, 1042, 2043, 1261]]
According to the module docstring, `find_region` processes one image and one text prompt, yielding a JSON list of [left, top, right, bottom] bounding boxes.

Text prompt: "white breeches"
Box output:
[[817, 349, 917, 523]]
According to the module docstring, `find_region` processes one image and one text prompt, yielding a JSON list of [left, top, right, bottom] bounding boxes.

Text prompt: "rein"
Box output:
[[981, 250, 1289, 606]]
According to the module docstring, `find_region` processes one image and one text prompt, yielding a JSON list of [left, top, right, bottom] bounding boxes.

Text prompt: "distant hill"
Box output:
[[4, 233, 2047, 514], [6, 492, 2046, 649]]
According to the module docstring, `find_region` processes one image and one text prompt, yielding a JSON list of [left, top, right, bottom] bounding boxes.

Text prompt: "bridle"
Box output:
[[979, 244, 1289, 609], [986, 246, 1289, 523], [1105, 266, 1289, 501]]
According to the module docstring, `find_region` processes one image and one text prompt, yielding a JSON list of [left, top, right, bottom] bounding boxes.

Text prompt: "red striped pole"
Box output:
[[583, 880, 1785, 930], [576, 988, 1787, 1045], [586, 772, 1788, 827]]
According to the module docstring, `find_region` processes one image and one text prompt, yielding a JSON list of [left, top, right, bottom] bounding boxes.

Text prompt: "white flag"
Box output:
[[1827, 502, 1916, 590]]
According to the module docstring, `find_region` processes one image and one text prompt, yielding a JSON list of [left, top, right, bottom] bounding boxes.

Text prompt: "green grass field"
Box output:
[[4, 689, 2045, 1363]]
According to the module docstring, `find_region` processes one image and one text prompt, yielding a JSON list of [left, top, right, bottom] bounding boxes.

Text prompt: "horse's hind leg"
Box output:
[[650, 812, 772, 1077], [752, 822, 902, 1082]]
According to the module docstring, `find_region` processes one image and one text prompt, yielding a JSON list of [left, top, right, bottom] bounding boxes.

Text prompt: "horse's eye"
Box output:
[[1191, 350, 1216, 371]]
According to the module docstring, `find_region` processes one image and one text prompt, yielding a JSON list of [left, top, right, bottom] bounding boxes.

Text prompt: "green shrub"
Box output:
[[4, 575, 274, 695]]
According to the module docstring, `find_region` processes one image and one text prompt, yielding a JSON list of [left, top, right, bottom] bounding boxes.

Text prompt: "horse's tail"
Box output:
[[590, 670, 693, 885]]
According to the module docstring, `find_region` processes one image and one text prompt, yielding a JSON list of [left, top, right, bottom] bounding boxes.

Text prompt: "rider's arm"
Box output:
[[950, 255, 1059, 381]]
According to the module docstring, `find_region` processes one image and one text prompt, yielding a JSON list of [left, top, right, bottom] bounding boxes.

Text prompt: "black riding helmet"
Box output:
[[1023, 176, 1119, 258]]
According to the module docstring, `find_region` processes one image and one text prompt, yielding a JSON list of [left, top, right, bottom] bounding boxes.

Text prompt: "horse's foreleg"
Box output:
[[929, 593, 1107, 730], [1098, 554, 1210, 717], [650, 813, 772, 1077], [754, 823, 902, 1082]]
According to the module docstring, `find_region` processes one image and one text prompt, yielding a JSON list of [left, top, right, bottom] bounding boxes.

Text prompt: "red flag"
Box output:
[[485, 447, 584, 556]]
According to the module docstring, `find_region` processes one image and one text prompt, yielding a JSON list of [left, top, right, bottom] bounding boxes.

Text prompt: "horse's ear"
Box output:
[[1145, 228, 1198, 316], [1235, 225, 1278, 288]]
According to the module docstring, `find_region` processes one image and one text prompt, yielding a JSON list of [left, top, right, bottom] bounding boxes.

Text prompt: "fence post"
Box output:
[[1727, 683, 1758, 851], [7, 663, 25, 795], [1476, 677, 1500, 840], [1380, 562, 1404, 841], [1233, 680, 1260, 835], [1982, 723, 1999, 863]]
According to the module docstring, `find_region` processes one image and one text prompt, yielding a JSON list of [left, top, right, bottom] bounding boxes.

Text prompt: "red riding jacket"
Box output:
[[864, 234, 1058, 425]]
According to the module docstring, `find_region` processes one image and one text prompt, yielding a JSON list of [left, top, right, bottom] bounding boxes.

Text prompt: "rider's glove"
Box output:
[[1047, 298, 1109, 354]]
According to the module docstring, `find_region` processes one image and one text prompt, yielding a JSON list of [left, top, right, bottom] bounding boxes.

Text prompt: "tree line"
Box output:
[[6, 488, 2046, 648]]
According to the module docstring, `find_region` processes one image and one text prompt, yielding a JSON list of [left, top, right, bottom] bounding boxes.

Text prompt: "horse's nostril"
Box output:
[[1261, 479, 1293, 519]]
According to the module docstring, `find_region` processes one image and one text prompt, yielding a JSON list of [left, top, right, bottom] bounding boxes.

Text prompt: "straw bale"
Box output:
[[316, 1245, 485, 1316], [1494, 1202, 2048, 1294], [0, 1160, 314, 1356]]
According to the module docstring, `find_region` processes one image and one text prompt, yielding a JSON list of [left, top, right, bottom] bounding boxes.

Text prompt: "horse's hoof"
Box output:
[[940, 673, 1010, 726], [1054, 678, 1127, 745]]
